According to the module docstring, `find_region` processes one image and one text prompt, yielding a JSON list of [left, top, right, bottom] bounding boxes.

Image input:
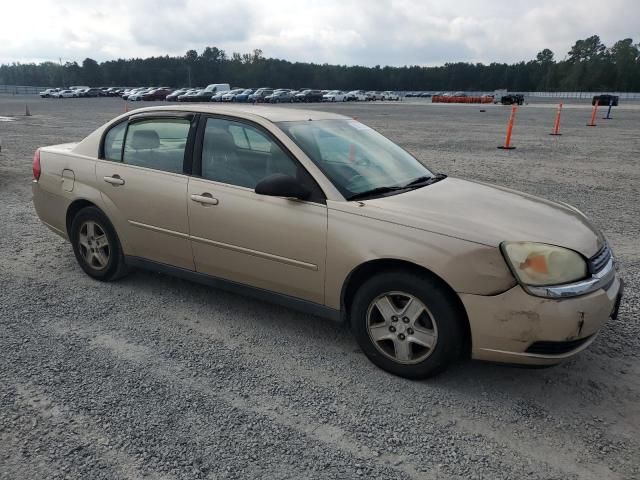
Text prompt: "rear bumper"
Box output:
[[461, 275, 622, 365]]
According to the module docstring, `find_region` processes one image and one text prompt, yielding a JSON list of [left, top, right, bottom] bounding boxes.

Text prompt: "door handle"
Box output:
[[190, 193, 219, 206], [103, 175, 125, 186]]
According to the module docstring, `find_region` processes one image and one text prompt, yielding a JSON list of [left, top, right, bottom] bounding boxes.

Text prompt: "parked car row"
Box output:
[[164, 87, 403, 103], [39, 87, 106, 98], [39, 84, 404, 103]]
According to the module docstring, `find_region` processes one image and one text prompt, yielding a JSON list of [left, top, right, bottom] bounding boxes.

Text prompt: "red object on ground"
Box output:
[[32, 149, 41, 180], [432, 95, 494, 104]]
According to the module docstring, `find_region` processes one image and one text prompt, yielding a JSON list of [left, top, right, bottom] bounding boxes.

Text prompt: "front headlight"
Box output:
[[501, 242, 588, 286]]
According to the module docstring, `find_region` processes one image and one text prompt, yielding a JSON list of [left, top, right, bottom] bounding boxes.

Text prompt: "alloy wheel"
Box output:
[[366, 291, 438, 364], [78, 220, 110, 270]]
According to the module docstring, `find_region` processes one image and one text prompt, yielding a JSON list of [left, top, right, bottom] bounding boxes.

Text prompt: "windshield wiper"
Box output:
[[346, 174, 448, 201], [346, 185, 407, 201], [402, 173, 448, 189]]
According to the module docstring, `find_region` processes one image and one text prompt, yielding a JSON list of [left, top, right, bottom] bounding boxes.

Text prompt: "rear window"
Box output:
[[122, 119, 190, 174]]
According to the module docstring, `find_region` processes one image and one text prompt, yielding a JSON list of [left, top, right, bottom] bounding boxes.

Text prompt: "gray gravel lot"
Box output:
[[0, 95, 638, 480]]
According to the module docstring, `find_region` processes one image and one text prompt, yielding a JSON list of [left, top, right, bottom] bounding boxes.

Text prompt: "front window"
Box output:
[[201, 118, 298, 189], [278, 119, 434, 199]]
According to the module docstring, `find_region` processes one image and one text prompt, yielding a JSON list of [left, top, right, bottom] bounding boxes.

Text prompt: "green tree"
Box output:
[[568, 35, 606, 62], [2, 36, 638, 92], [81, 58, 102, 85]]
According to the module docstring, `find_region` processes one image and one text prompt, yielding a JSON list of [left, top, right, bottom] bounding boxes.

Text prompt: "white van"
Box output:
[[203, 83, 230, 94]]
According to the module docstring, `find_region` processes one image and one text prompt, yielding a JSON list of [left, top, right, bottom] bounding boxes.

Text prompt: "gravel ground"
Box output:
[[0, 95, 638, 480]]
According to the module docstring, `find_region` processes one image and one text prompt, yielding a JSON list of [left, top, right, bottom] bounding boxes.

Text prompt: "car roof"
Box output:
[[127, 104, 348, 122]]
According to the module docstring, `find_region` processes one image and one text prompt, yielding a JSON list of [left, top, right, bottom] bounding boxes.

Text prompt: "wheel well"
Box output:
[[341, 259, 472, 357], [65, 199, 97, 236]]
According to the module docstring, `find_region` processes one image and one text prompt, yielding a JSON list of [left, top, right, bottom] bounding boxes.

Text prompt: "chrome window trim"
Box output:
[[526, 258, 615, 298]]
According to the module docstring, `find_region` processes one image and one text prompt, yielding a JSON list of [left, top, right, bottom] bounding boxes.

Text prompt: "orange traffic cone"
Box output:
[[550, 102, 563, 136], [587, 100, 599, 127], [498, 105, 517, 150]]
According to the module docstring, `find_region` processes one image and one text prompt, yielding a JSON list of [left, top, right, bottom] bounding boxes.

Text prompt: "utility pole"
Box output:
[[60, 58, 65, 88]]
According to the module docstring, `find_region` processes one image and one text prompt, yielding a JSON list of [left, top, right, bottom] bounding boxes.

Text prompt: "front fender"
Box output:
[[325, 203, 516, 309]]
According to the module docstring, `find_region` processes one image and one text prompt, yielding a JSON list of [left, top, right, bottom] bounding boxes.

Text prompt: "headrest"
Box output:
[[204, 129, 236, 150], [130, 129, 160, 150]]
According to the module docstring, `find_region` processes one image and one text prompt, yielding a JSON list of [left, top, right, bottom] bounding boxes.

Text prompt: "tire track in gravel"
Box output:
[[2, 383, 177, 480], [3, 320, 421, 480], [44, 306, 625, 480], [47, 322, 440, 480]]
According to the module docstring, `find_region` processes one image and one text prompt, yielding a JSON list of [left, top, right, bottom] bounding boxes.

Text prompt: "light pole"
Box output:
[[59, 57, 66, 88]]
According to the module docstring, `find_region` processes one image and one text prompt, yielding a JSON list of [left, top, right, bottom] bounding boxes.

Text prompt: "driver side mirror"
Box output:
[[255, 174, 311, 200]]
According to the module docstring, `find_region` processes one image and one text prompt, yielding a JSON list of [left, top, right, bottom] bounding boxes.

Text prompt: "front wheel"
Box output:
[[350, 271, 464, 379], [70, 207, 128, 281]]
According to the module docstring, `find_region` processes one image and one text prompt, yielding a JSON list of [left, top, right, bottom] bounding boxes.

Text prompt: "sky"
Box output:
[[1, 0, 638, 67]]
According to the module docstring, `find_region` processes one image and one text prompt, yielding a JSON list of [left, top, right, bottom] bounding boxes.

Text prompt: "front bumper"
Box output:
[[461, 274, 622, 365]]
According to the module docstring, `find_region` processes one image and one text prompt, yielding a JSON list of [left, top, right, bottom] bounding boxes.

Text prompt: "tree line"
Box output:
[[1, 35, 639, 92]]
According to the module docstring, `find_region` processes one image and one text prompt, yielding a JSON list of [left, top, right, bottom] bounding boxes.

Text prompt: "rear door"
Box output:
[[95, 113, 197, 269], [187, 116, 328, 304]]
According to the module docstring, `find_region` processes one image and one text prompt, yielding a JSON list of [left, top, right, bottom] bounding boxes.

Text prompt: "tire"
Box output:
[[70, 206, 128, 281], [350, 271, 464, 379]]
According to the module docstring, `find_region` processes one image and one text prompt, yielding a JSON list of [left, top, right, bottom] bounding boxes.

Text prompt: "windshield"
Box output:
[[278, 119, 433, 199]]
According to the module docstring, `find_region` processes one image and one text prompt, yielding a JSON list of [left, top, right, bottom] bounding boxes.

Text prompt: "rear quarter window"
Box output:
[[103, 122, 127, 161]]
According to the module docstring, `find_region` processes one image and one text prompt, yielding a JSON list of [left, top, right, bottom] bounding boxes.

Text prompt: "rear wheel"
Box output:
[[350, 271, 464, 379], [70, 207, 128, 281]]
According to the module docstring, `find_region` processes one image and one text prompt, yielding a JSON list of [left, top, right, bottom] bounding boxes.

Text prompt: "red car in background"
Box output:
[[142, 88, 173, 101]]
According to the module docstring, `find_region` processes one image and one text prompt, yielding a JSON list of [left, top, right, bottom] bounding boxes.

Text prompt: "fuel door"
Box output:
[[61, 169, 75, 192]]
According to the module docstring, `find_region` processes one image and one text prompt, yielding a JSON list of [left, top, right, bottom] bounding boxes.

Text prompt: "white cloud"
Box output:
[[1, 0, 638, 66]]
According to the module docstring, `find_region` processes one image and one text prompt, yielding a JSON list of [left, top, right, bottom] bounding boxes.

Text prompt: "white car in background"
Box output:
[[323, 90, 347, 102], [122, 88, 148, 100], [128, 88, 154, 101], [221, 89, 245, 102], [383, 91, 400, 101], [39, 88, 60, 98], [53, 90, 78, 98], [347, 90, 368, 101]]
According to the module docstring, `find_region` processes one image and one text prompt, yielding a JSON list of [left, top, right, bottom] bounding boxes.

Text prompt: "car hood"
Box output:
[[353, 177, 604, 258]]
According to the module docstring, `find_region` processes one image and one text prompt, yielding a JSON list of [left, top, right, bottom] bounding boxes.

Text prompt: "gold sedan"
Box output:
[[31, 105, 623, 378]]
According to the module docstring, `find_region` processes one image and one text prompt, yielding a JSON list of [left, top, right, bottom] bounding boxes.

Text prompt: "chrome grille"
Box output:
[[589, 244, 612, 274]]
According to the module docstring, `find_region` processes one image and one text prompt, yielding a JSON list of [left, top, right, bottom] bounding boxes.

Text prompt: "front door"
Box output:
[[187, 116, 327, 304], [96, 115, 195, 270]]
